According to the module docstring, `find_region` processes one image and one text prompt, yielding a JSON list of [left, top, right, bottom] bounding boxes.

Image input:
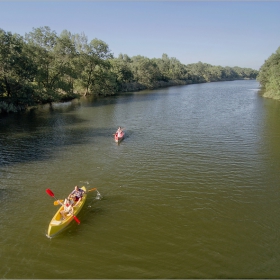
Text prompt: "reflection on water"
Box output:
[[1, 80, 280, 278]]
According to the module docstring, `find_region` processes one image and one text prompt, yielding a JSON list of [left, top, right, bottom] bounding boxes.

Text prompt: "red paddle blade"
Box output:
[[46, 189, 55, 197], [73, 215, 80, 225]]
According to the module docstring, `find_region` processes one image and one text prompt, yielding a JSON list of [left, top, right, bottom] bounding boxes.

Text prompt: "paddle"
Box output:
[[87, 187, 102, 199], [46, 189, 80, 224], [54, 200, 64, 205], [87, 188, 97, 193]]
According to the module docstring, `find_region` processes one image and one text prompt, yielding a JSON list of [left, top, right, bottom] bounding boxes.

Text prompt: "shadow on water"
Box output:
[[0, 91, 167, 167], [0, 105, 112, 167], [81, 88, 171, 107]]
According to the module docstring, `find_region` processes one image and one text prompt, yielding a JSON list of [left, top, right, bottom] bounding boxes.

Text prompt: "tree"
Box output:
[[74, 38, 114, 96], [257, 46, 280, 99], [109, 54, 133, 86], [25, 26, 78, 104], [130, 55, 161, 88], [55, 30, 80, 99], [0, 29, 37, 113]]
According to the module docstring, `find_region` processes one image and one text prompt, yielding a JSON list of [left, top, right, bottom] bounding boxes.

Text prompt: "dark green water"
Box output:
[[1, 80, 280, 278]]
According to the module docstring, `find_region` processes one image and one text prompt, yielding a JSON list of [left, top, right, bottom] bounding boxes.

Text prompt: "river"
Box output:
[[1, 80, 280, 278]]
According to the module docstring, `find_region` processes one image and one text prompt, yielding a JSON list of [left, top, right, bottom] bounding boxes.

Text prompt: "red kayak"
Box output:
[[114, 131, 125, 143]]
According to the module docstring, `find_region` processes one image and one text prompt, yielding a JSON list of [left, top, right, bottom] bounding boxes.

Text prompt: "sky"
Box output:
[[1, 1, 280, 70]]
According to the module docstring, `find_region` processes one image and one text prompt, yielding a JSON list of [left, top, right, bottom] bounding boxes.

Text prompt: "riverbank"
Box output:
[[0, 78, 257, 115], [118, 78, 257, 93], [261, 89, 280, 101], [118, 79, 192, 92]]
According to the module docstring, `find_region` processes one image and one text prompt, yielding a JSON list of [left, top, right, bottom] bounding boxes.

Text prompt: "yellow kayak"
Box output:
[[47, 186, 87, 238]]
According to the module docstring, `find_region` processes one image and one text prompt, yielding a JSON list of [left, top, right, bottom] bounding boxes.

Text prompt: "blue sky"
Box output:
[[1, 1, 280, 70]]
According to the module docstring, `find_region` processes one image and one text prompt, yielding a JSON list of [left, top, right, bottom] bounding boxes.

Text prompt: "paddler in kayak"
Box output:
[[60, 198, 74, 220], [68, 186, 86, 206], [116, 127, 123, 138]]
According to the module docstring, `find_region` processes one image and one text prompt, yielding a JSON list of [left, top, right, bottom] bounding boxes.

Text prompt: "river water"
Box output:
[[1, 80, 280, 278]]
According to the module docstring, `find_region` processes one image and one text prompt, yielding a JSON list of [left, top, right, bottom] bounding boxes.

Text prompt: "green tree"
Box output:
[[153, 54, 189, 81], [0, 29, 37, 113], [257, 46, 280, 99], [25, 26, 78, 103], [130, 55, 161, 88], [109, 54, 134, 87], [55, 30, 80, 100], [74, 37, 114, 96]]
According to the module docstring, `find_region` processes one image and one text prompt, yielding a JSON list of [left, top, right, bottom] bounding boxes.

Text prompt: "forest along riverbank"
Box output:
[[0, 27, 258, 114], [118, 78, 257, 92]]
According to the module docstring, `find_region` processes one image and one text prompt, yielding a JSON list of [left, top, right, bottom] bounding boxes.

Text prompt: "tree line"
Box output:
[[0, 27, 259, 114], [257, 46, 280, 100]]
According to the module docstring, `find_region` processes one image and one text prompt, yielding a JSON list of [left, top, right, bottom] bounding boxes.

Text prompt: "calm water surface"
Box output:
[[1, 80, 280, 278]]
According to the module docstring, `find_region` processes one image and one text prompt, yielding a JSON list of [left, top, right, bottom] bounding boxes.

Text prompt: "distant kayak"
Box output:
[[114, 131, 125, 143]]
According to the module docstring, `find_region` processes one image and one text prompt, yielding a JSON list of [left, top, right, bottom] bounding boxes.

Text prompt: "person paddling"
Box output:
[[60, 198, 74, 220], [68, 186, 85, 206], [116, 127, 123, 137]]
